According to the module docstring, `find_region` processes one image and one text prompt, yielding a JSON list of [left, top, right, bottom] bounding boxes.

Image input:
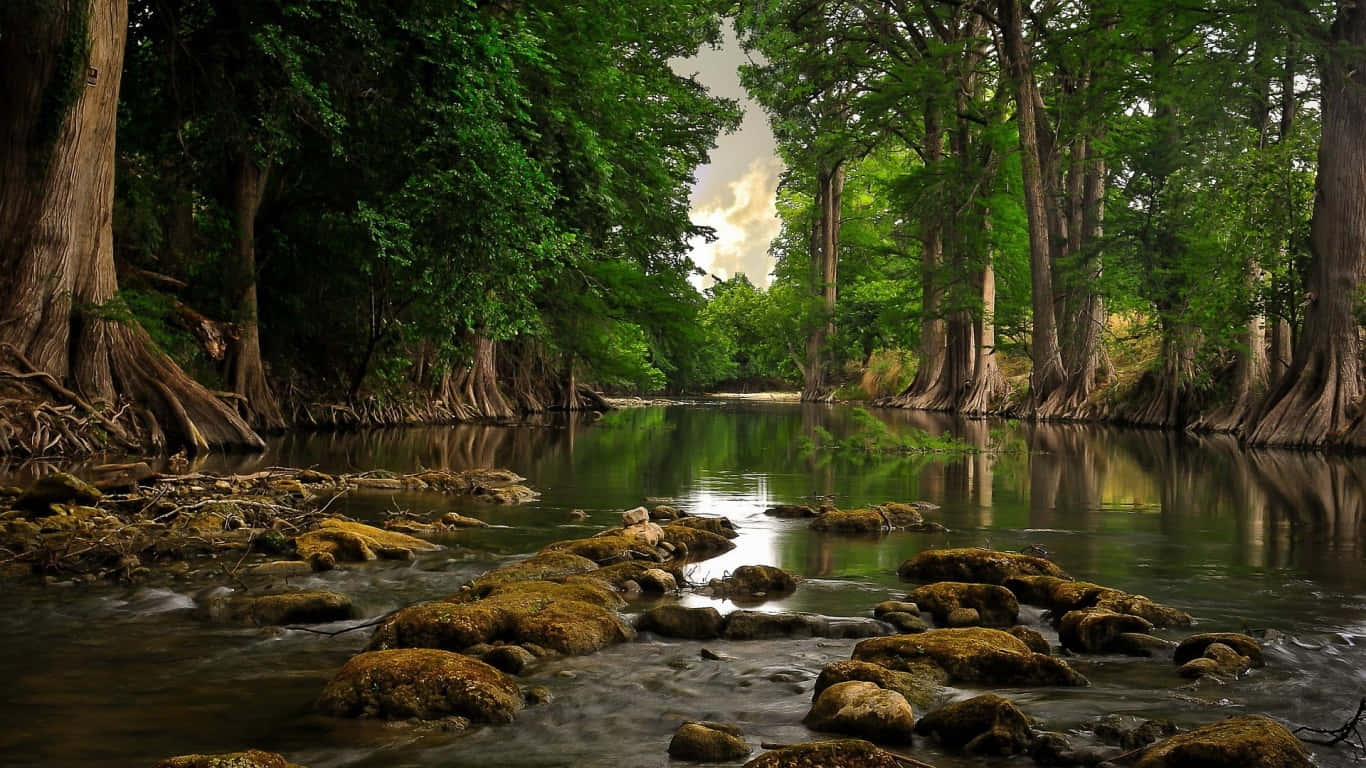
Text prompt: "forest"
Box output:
[[2, 0, 1365, 453]]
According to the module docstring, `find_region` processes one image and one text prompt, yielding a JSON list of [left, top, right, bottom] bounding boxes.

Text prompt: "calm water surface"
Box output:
[[3, 401, 1366, 767]]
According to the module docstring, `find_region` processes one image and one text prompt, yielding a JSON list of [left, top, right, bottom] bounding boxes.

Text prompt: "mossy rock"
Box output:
[[804, 681, 916, 744], [1173, 633, 1264, 668], [1006, 625, 1050, 654], [899, 548, 1066, 585], [15, 472, 101, 515], [742, 739, 901, 768], [764, 504, 818, 518], [1178, 642, 1254, 679], [464, 552, 600, 593], [295, 519, 439, 563], [155, 750, 307, 768], [671, 515, 739, 539], [810, 502, 943, 534], [814, 660, 944, 711], [661, 524, 736, 559], [205, 590, 353, 626], [852, 628, 1088, 687], [716, 564, 800, 597], [668, 722, 752, 762], [369, 601, 506, 651], [1058, 609, 1154, 653], [915, 693, 1031, 755], [317, 649, 522, 722], [722, 610, 823, 640], [1133, 715, 1311, 768], [1094, 593, 1191, 627], [1005, 575, 1114, 612], [587, 561, 682, 591], [508, 598, 635, 656], [467, 578, 625, 609], [637, 604, 724, 639], [541, 534, 645, 564], [908, 582, 1019, 627], [873, 601, 919, 617]]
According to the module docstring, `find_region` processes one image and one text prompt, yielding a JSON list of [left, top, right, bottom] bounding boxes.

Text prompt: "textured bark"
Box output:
[[999, 0, 1065, 411], [802, 163, 845, 403], [1250, 1, 1366, 447], [0, 0, 262, 454], [1269, 318, 1293, 383], [1126, 327, 1201, 428], [225, 153, 285, 430], [445, 332, 516, 421], [895, 110, 946, 404]]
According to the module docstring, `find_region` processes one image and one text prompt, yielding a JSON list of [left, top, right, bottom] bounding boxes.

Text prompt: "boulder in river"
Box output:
[[1006, 625, 1050, 654], [1058, 609, 1155, 653], [1133, 715, 1312, 768], [852, 627, 1088, 687], [722, 611, 892, 641], [294, 518, 439, 564], [317, 649, 523, 722], [201, 589, 353, 626], [637, 604, 725, 639], [1173, 633, 1264, 668], [712, 564, 800, 598], [907, 582, 1019, 627], [742, 739, 902, 768], [804, 681, 916, 744], [810, 502, 945, 534], [915, 693, 1032, 755], [542, 534, 656, 564], [464, 552, 600, 593], [1178, 642, 1255, 679], [764, 504, 819, 518], [899, 548, 1066, 585], [155, 750, 306, 768], [1004, 575, 1192, 628], [660, 524, 737, 559], [15, 472, 102, 515], [668, 721, 752, 762], [814, 660, 943, 710], [671, 515, 739, 539]]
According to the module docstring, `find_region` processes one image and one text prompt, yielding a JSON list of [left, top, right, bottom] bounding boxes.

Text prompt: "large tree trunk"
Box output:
[[1250, 2, 1366, 448], [444, 331, 516, 421], [999, 0, 1065, 412], [802, 163, 844, 402], [226, 153, 285, 430], [892, 111, 946, 405], [1127, 325, 1200, 428], [959, 259, 1008, 415], [0, 0, 262, 454]]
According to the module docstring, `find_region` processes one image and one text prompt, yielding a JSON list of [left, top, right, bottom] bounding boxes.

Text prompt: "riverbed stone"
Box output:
[[1006, 625, 1050, 654], [637, 604, 724, 639], [1109, 632, 1176, 657], [852, 627, 1088, 687], [481, 644, 536, 674], [723, 610, 823, 640], [622, 506, 649, 526], [810, 502, 944, 534], [650, 504, 686, 521], [669, 721, 752, 762], [1133, 715, 1312, 768], [637, 568, 677, 593], [764, 504, 819, 518], [438, 512, 490, 528], [804, 681, 916, 744], [317, 648, 522, 722], [1058, 609, 1155, 653], [585, 561, 681, 591], [155, 750, 307, 768], [15, 472, 102, 515], [915, 694, 1032, 755], [1173, 633, 1264, 668], [203, 589, 353, 626], [742, 739, 901, 768], [1093, 714, 1179, 750], [661, 524, 736, 559], [908, 582, 1019, 627], [294, 518, 439, 563], [672, 515, 739, 539], [814, 660, 943, 710], [714, 564, 800, 597], [880, 612, 928, 633], [543, 534, 654, 564], [1093, 593, 1192, 627], [1178, 642, 1254, 679], [899, 548, 1066, 585], [465, 552, 600, 593], [873, 601, 919, 617]]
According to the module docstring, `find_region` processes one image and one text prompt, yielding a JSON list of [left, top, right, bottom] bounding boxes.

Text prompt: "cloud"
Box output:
[[688, 156, 783, 288]]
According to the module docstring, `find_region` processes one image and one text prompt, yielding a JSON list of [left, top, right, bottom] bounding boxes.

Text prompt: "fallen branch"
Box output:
[[1294, 697, 1366, 756]]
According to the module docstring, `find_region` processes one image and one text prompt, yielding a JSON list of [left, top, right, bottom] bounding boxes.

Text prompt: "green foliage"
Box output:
[[801, 408, 975, 456]]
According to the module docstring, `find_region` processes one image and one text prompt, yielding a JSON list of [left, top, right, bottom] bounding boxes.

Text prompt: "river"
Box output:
[[2, 401, 1365, 767]]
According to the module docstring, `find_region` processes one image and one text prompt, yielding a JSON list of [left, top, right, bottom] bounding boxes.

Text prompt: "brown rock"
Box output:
[[804, 681, 916, 744], [742, 739, 902, 768], [814, 660, 944, 710], [1006, 625, 1050, 654], [908, 582, 1019, 627], [899, 548, 1066, 585], [1058, 609, 1154, 653], [852, 627, 1088, 687], [1173, 633, 1264, 668], [1133, 715, 1311, 768], [669, 722, 752, 762], [915, 694, 1032, 755], [317, 649, 522, 722], [637, 604, 724, 639], [155, 750, 306, 768], [294, 519, 439, 563]]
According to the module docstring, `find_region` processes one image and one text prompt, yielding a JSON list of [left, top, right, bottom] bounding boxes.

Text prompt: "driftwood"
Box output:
[[1294, 697, 1366, 756]]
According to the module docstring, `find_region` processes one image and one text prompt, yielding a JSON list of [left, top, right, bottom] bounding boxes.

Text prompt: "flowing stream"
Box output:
[[3, 400, 1366, 767]]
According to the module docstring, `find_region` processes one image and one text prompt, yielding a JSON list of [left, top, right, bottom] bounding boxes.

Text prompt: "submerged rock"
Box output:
[[1133, 715, 1311, 768], [1006, 625, 1050, 654], [317, 649, 522, 722], [1178, 642, 1255, 679], [668, 721, 752, 762], [1173, 633, 1264, 668], [294, 518, 439, 564], [202, 589, 353, 626], [661, 524, 737, 559], [879, 612, 929, 634], [1058, 609, 1154, 653], [542, 534, 654, 564], [899, 548, 1066, 585], [1093, 714, 1179, 750], [908, 582, 1019, 627], [852, 628, 1088, 687], [804, 681, 916, 744], [915, 694, 1032, 755], [814, 660, 943, 710], [1004, 575, 1192, 628], [721, 611, 892, 641], [764, 504, 819, 518], [743, 739, 902, 768], [155, 750, 306, 768], [465, 552, 601, 593], [15, 472, 102, 515], [638, 604, 725, 639], [671, 515, 739, 539], [810, 502, 944, 534], [481, 644, 537, 674], [872, 601, 919, 617]]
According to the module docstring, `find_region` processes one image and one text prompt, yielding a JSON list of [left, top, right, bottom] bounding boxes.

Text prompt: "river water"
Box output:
[[3, 401, 1366, 767]]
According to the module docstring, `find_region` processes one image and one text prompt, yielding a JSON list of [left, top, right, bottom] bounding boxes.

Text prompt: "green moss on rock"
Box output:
[[915, 693, 1032, 755], [814, 660, 944, 710], [852, 627, 1088, 687], [743, 739, 901, 768], [317, 648, 522, 722], [1133, 715, 1311, 768], [908, 582, 1019, 627], [803, 681, 916, 744], [155, 750, 306, 768], [899, 548, 1066, 585], [669, 722, 752, 762]]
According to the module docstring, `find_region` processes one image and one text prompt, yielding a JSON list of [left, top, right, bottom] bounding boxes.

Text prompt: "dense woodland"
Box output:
[[2, 0, 1366, 453]]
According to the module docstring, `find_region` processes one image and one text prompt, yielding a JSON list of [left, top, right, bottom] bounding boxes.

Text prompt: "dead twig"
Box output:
[[1294, 697, 1366, 756]]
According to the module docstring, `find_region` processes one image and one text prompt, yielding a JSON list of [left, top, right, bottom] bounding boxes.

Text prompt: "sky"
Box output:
[[672, 29, 783, 289]]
